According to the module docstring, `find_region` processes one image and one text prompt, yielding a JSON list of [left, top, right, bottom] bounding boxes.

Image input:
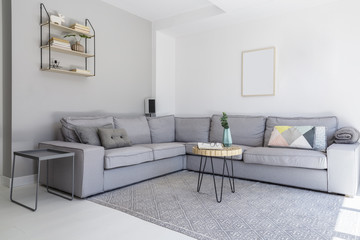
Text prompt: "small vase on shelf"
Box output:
[[223, 128, 232, 147], [71, 41, 84, 52]]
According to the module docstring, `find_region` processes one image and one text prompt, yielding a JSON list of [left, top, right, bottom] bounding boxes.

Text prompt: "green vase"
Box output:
[[223, 128, 232, 147]]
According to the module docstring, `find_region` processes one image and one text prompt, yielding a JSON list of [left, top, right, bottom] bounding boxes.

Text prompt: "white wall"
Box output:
[[155, 31, 175, 115], [10, 0, 152, 177], [175, 0, 360, 130]]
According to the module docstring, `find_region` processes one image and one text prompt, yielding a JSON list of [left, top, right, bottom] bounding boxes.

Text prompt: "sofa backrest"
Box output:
[[61, 116, 114, 142], [264, 116, 338, 147], [175, 117, 211, 142], [114, 116, 151, 144], [210, 115, 266, 147], [147, 115, 175, 143]]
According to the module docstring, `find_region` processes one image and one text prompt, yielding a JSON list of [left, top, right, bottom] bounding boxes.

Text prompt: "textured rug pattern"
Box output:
[[88, 170, 356, 240]]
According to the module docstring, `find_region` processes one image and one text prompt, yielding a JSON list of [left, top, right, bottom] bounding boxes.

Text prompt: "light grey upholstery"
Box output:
[[114, 116, 151, 144], [41, 114, 355, 198], [140, 143, 185, 160], [327, 143, 360, 196], [186, 155, 328, 191], [175, 117, 210, 142], [61, 116, 114, 143], [75, 124, 113, 146], [147, 115, 175, 143], [244, 147, 327, 169], [264, 116, 338, 147], [104, 156, 186, 192], [65, 116, 114, 126], [39, 141, 105, 198], [210, 115, 266, 147], [104, 146, 153, 169]]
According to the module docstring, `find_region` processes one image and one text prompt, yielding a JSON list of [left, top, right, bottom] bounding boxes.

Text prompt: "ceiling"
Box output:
[[102, 0, 340, 36]]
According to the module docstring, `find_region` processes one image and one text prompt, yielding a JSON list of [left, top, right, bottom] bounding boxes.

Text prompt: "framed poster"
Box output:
[[241, 47, 275, 97]]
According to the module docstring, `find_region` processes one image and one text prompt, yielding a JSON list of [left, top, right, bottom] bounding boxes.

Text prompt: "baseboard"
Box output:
[[0, 174, 38, 188]]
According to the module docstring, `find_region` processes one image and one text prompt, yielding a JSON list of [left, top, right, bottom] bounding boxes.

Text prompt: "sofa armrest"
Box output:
[[327, 143, 360, 196], [39, 141, 105, 198]]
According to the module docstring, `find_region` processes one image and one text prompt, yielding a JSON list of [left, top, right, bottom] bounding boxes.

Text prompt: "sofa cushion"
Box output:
[[210, 115, 266, 147], [185, 142, 251, 160], [140, 143, 185, 160], [264, 116, 338, 147], [75, 124, 113, 146], [61, 116, 114, 142], [147, 115, 175, 143], [114, 116, 151, 144], [175, 117, 210, 142], [268, 126, 316, 149], [104, 146, 154, 169], [243, 147, 327, 169], [98, 128, 132, 149]]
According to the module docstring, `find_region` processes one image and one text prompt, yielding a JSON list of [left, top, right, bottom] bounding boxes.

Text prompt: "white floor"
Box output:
[[1, 184, 360, 240], [0, 185, 194, 240]]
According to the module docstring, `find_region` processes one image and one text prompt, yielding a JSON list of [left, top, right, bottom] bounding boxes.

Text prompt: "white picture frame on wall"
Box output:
[[241, 47, 276, 97]]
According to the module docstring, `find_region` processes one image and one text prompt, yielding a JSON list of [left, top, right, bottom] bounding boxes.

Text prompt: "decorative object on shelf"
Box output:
[[51, 59, 61, 69], [220, 112, 232, 147], [50, 13, 65, 25], [71, 41, 84, 52], [64, 34, 92, 53], [40, 3, 96, 77]]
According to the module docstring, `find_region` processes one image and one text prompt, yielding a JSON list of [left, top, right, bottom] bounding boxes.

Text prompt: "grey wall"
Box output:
[[9, 0, 152, 177], [2, 0, 11, 178], [0, 0, 3, 177]]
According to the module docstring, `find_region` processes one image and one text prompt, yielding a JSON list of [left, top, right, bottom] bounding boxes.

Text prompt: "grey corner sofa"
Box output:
[[39, 114, 360, 198]]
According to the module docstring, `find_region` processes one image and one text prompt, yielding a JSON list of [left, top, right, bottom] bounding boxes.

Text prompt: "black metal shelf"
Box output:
[[40, 3, 96, 77]]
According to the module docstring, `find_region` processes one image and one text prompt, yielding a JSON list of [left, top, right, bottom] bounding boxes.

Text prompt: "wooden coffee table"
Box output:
[[192, 146, 242, 203]]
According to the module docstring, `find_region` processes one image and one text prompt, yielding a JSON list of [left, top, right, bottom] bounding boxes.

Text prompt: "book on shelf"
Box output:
[[50, 41, 70, 47], [70, 68, 91, 74], [49, 43, 71, 49], [70, 23, 90, 33], [70, 23, 90, 30], [50, 44, 71, 51], [50, 37, 69, 44], [197, 142, 224, 150]]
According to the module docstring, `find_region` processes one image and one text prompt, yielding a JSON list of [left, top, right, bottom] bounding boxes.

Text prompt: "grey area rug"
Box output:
[[88, 170, 354, 240]]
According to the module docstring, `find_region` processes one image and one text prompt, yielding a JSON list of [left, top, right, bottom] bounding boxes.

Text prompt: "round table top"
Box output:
[[192, 145, 242, 157]]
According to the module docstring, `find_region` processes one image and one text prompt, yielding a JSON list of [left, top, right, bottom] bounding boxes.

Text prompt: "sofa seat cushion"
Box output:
[[140, 143, 186, 160], [104, 146, 154, 169], [243, 147, 327, 169], [185, 142, 250, 160]]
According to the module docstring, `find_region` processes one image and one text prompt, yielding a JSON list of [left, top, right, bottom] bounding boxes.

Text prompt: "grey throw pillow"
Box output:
[[98, 128, 132, 149], [75, 124, 113, 146], [60, 116, 114, 143], [61, 119, 80, 142]]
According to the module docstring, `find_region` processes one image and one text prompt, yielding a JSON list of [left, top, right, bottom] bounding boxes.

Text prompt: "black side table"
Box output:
[[10, 149, 75, 211]]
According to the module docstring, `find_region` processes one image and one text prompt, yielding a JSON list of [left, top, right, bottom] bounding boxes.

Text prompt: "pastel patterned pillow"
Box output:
[[314, 126, 327, 151], [268, 126, 316, 149]]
